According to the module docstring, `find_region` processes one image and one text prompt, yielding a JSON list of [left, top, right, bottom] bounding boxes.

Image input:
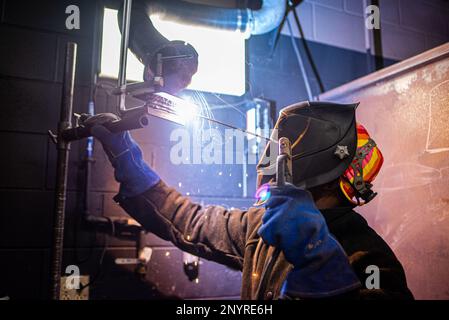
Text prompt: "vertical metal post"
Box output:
[[242, 150, 248, 198], [363, 0, 374, 73], [118, 0, 132, 113], [371, 0, 384, 70], [85, 0, 101, 216], [286, 16, 313, 101], [50, 42, 77, 300], [364, 0, 384, 72]]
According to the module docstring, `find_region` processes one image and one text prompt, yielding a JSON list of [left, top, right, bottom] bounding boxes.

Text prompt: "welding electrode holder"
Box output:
[[255, 137, 293, 299], [276, 137, 293, 187]]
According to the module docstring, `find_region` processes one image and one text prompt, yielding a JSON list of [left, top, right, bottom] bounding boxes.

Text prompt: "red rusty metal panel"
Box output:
[[319, 43, 449, 300]]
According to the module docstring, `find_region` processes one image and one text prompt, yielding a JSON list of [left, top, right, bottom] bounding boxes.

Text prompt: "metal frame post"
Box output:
[[118, 0, 133, 113], [50, 42, 77, 300]]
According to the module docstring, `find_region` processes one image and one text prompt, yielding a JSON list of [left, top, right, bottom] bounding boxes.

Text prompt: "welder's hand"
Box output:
[[145, 41, 199, 94], [257, 184, 361, 298], [83, 113, 125, 159], [85, 113, 160, 198], [258, 185, 323, 263]]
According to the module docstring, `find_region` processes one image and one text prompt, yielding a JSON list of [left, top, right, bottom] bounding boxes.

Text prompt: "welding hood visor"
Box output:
[[256, 101, 358, 190]]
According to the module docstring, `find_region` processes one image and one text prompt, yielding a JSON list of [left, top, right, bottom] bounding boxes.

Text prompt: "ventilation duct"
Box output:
[[147, 0, 286, 36]]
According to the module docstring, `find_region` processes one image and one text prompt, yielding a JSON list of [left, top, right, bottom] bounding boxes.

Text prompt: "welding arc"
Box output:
[[143, 91, 276, 143], [195, 114, 277, 143]]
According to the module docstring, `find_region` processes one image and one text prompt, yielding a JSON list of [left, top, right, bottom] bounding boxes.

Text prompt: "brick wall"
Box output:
[[282, 0, 449, 60]]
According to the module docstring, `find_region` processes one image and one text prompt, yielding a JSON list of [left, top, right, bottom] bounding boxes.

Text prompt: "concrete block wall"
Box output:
[[282, 0, 449, 60]]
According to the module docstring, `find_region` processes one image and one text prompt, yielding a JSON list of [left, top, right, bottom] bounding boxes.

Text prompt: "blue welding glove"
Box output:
[[257, 184, 361, 298], [86, 113, 160, 198]]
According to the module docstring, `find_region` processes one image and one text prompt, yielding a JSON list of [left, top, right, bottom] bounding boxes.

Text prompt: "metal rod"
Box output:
[[268, 7, 288, 58], [256, 136, 292, 299], [84, 102, 95, 216], [276, 137, 292, 186], [286, 17, 313, 100], [290, 4, 325, 93], [196, 114, 276, 143], [242, 150, 248, 198], [118, 0, 133, 113], [85, 0, 101, 216], [363, 0, 384, 71], [50, 42, 77, 300], [370, 0, 384, 70], [62, 108, 274, 143], [89, 0, 101, 102]]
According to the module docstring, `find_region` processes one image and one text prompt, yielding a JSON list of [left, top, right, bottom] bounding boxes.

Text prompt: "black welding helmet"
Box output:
[[256, 101, 359, 190]]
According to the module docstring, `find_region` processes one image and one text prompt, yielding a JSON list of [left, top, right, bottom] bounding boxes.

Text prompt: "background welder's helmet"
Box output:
[[256, 101, 382, 206]]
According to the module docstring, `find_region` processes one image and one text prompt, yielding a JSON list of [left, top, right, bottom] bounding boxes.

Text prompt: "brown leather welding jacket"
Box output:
[[114, 180, 414, 300]]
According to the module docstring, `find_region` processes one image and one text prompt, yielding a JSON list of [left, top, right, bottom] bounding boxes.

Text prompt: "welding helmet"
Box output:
[[256, 101, 382, 205]]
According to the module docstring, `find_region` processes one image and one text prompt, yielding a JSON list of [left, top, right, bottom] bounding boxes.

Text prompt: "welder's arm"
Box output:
[[88, 114, 161, 198], [115, 180, 248, 270], [90, 117, 248, 270]]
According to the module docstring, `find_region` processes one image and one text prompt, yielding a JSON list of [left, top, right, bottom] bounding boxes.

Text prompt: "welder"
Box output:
[[87, 100, 414, 300]]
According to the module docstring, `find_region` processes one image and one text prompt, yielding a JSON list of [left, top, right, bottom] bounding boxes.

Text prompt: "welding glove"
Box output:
[[85, 113, 160, 198], [257, 184, 361, 298]]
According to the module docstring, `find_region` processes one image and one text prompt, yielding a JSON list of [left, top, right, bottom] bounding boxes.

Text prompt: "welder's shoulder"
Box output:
[[327, 211, 393, 256], [328, 210, 395, 258], [330, 210, 414, 299]]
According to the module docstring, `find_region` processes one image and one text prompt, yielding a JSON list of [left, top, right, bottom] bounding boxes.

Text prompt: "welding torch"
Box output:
[[56, 50, 198, 143], [57, 91, 275, 143], [57, 90, 199, 142], [254, 136, 293, 299]]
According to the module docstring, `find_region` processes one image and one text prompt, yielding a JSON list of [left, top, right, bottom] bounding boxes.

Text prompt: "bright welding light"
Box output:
[[174, 95, 199, 124], [100, 8, 144, 81], [99, 8, 246, 96], [150, 15, 247, 96], [254, 183, 271, 206]]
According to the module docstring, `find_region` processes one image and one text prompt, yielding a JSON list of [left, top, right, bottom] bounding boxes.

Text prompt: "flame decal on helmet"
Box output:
[[340, 124, 384, 206]]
